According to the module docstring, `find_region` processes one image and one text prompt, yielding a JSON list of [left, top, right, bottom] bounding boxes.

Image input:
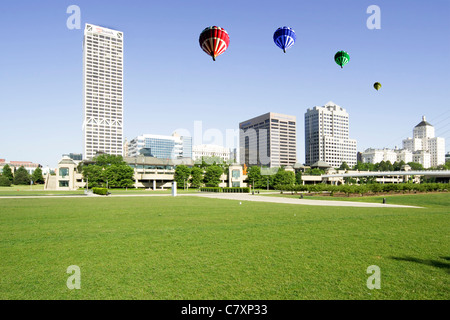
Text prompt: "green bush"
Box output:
[[273, 182, 450, 196], [223, 187, 251, 193], [200, 187, 251, 193], [200, 187, 222, 193], [92, 187, 108, 195], [0, 176, 12, 187]]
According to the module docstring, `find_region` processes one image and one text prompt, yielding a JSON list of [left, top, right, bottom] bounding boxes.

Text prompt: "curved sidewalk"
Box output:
[[191, 193, 423, 208]]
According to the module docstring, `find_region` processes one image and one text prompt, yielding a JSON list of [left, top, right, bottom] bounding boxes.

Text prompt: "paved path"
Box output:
[[0, 192, 422, 208], [190, 193, 422, 208]]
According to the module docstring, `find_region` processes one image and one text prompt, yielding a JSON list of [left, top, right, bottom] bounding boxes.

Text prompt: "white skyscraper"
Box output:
[[402, 116, 446, 168], [305, 101, 357, 168], [83, 24, 124, 160]]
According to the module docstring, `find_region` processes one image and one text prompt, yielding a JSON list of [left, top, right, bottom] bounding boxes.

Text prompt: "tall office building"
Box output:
[[305, 101, 357, 168], [239, 112, 297, 168], [128, 133, 192, 159], [402, 116, 445, 168], [83, 24, 124, 160]]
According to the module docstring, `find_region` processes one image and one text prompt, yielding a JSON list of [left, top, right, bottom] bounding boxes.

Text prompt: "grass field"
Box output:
[[0, 193, 448, 300], [0, 186, 200, 197]]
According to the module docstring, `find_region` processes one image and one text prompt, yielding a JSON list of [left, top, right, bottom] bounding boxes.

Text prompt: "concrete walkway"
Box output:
[[0, 192, 422, 208], [190, 193, 423, 208]]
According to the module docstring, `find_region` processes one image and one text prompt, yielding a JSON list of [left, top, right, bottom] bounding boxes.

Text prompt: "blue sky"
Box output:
[[0, 0, 449, 167]]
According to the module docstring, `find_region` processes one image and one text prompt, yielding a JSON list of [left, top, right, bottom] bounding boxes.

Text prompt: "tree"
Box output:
[[94, 154, 125, 167], [174, 165, 191, 188], [81, 154, 135, 189], [13, 166, 31, 185], [273, 168, 295, 186], [393, 160, 406, 171], [32, 167, 45, 184], [407, 162, 424, 171], [104, 165, 134, 188], [190, 167, 204, 188], [0, 175, 12, 187], [203, 165, 223, 187], [247, 166, 264, 189], [339, 162, 350, 171], [295, 171, 302, 185], [82, 165, 104, 188], [2, 164, 13, 182]]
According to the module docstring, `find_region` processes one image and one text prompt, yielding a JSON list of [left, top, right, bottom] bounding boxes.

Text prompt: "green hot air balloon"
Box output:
[[334, 50, 350, 68], [374, 82, 382, 91]]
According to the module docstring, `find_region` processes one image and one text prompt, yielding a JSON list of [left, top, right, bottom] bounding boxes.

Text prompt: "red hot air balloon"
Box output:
[[199, 26, 230, 61]]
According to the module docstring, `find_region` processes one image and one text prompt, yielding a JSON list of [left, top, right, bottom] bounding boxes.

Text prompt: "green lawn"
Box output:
[[0, 194, 448, 300], [0, 186, 199, 197]]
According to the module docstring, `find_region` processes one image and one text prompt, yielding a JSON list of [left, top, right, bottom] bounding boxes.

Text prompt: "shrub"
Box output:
[[92, 187, 108, 195], [223, 187, 250, 193], [0, 176, 12, 187], [200, 187, 222, 193]]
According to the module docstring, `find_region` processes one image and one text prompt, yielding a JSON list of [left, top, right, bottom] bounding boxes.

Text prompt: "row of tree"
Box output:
[[347, 160, 450, 172], [275, 182, 450, 195], [174, 165, 224, 188], [78, 154, 134, 188], [174, 165, 300, 189], [0, 164, 45, 187]]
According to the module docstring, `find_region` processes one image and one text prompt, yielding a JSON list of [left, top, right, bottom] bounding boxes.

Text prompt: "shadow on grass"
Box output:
[[390, 256, 450, 273]]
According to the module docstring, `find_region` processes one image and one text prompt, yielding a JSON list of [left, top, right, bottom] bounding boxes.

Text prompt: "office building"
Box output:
[[361, 147, 413, 165], [128, 133, 192, 160], [192, 144, 231, 162], [402, 116, 445, 168], [305, 101, 357, 168], [83, 24, 124, 160], [239, 112, 297, 168]]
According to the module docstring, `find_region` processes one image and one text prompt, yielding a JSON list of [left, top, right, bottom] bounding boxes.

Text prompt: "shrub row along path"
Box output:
[[0, 192, 422, 208]]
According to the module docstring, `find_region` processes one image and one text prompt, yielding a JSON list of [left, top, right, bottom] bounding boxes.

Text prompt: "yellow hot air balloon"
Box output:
[[374, 82, 382, 91]]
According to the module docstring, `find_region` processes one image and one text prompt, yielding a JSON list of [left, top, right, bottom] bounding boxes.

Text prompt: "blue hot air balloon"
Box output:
[[273, 27, 296, 53]]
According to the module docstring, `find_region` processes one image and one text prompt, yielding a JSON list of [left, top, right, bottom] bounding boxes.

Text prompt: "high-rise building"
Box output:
[[402, 116, 445, 168], [239, 112, 297, 168], [128, 133, 192, 159], [83, 24, 124, 160], [305, 101, 357, 168]]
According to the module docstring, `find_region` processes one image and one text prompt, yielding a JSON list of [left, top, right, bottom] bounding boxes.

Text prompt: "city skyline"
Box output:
[[0, 1, 449, 167]]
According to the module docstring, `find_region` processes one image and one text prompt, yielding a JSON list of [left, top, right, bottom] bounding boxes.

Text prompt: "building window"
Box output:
[[232, 170, 240, 179], [59, 181, 69, 188], [59, 168, 70, 178]]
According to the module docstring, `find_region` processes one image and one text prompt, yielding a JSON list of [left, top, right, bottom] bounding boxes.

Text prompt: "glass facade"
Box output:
[[129, 134, 193, 160], [144, 138, 176, 159]]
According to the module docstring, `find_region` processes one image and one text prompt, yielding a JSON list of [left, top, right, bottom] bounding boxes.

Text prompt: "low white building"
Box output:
[[361, 148, 397, 164], [361, 148, 413, 165], [192, 144, 231, 162]]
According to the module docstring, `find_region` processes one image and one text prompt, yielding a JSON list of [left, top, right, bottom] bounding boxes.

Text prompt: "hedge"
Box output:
[[275, 183, 450, 195], [200, 187, 251, 193], [223, 187, 251, 193], [92, 187, 109, 195]]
